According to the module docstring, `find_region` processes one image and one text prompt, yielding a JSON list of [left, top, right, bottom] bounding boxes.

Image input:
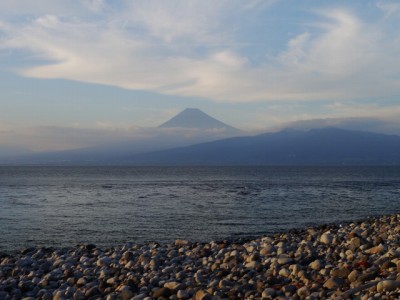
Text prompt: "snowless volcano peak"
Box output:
[[159, 108, 239, 132]]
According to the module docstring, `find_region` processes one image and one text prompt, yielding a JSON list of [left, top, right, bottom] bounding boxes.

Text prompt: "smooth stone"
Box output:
[[106, 293, 117, 300], [262, 288, 276, 298], [177, 289, 190, 299], [245, 261, 260, 269], [381, 260, 397, 270], [97, 256, 111, 267], [297, 286, 310, 297], [277, 257, 293, 265], [366, 244, 384, 255], [132, 294, 147, 300], [282, 284, 296, 294], [194, 271, 204, 283], [153, 287, 172, 298], [320, 232, 333, 245], [348, 237, 362, 251], [194, 289, 211, 300], [85, 287, 100, 298], [175, 239, 190, 246], [73, 290, 85, 300], [279, 268, 291, 278], [323, 277, 345, 289], [331, 267, 350, 278], [348, 269, 359, 283], [122, 251, 133, 261], [260, 245, 276, 256], [376, 280, 400, 293], [85, 244, 96, 251], [246, 245, 256, 253], [164, 281, 183, 291], [120, 289, 134, 300], [309, 260, 323, 271], [357, 272, 376, 283], [76, 277, 86, 286], [53, 290, 66, 300]]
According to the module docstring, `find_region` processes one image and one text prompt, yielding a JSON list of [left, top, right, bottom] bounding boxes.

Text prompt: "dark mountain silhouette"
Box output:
[[123, 127, 400, 165], [159, 108, 239, 133]]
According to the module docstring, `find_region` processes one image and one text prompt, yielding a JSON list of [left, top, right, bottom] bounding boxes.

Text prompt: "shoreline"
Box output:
[[1, 214, 399, 299]]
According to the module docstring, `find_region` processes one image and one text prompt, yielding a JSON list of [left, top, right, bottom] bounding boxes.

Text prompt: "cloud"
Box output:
[[0, 1, 400, 102], [377, 1, 400, 19]]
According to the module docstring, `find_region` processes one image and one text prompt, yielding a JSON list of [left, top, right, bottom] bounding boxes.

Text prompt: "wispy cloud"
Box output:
[[0, 1, 399, 103]]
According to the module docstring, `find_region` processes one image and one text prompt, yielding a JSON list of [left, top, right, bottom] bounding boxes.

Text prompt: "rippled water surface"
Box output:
[[0, 166, 399, 252]]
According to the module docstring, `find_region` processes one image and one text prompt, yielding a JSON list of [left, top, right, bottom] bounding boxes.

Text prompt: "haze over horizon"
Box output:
[[1, 0, 400, 153]]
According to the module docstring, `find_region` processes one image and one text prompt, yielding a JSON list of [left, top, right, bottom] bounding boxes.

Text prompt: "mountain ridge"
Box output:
[[122, 127, 400, 166]]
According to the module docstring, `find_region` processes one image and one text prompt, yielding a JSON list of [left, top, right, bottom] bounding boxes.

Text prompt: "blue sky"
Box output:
[[1, 0, 400, 151]]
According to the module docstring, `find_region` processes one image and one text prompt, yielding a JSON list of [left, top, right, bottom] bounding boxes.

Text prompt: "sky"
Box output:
[[1, 0, 400, 152]]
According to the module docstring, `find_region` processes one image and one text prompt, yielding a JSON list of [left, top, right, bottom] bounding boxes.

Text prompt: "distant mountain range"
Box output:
[[122, 127, 400, 166], [2, 109, 400, 166]]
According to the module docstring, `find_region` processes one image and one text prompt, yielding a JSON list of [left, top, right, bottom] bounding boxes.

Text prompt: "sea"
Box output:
[[0, 166, 399, 253]]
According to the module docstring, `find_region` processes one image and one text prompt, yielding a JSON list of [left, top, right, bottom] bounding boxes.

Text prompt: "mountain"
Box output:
[[159, 108, 239, 133], [1, 109, 242, 165], [123, 127, 400, 165], [280, 117, 400, 136]]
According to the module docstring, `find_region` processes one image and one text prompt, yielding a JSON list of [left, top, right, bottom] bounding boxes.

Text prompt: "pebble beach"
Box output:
[[1, 214, 399, 300]]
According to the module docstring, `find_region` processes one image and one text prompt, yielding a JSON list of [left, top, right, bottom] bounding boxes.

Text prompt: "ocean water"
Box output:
[[0, 166, 399, 252]]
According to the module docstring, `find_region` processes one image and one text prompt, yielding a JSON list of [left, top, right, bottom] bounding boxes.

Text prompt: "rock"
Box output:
[[97, 256, 111, 267], [279, 268, 291, 278], [195, 289, 211, 300], [282, 284, 296, 294], [85, 244, 96, 251], [164, 281, 183, 291], [177, 289, 190, 299], [357, 272, 376, 283], [106, 293, 117, 300], [175, 239, 190, 246], [297, 286, 310, 297], [76, 277, 86, 286], [348, 237, 362, 251], [323, 277, 345, 289], [381, 260, 396, 270], [120, 289, 134, 300], [122, 251, 133, 261], [245, 261, 260, 269], [1, 214, 400, 300], [262, 288, 276, 298], [277, 257, 293, 265], [85, 286, 101, 298], [245, 244, 257, 253], [260, 245, 276, 256], [366, 244, 384, 255], [309, 259, 323, 271], [347, 269, 359, 282], [331, 267, 350, 278], [194, 271, 204, 284], [320, 232, 333, 245], [153, 287, 172, 298], [376, 280, 400, 293], [132, 294, 147, 300]]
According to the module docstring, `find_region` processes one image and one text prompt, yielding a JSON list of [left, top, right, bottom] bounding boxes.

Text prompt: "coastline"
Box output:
[[1, 214, 399, 299]]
